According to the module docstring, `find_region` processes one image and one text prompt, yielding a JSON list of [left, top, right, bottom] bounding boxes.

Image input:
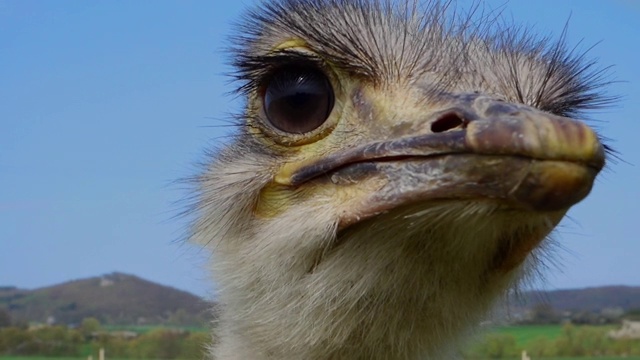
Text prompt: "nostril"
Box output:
[[431, 112, 466, 133]]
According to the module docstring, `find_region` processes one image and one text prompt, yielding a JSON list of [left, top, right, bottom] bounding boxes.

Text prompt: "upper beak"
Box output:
[[273, 94, 605, 226]]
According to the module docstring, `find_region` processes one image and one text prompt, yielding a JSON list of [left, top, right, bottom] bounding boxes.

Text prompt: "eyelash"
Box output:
[[234, 52, 325, 96]]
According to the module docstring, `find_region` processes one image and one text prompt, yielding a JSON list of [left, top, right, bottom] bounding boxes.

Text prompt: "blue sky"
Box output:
[[1, 1, 638, 298]]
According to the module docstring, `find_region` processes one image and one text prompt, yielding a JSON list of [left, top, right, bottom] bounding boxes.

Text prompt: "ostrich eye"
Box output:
[[263, 66, 334, 134]]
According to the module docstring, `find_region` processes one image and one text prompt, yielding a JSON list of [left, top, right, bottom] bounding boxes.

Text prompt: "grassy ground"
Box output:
[[463, 324, 640, 359], [490, 324, 565, 346], [2, 356, 640, 360], [3, 354, 638, 359], [488, 324, 620, 347], [0, 358, 126, 360], [2, 325, 637, 359], [483, 358, 640, 360]]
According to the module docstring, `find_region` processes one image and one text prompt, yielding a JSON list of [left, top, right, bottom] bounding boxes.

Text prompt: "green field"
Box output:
[[479, 358, 640, 360], [2, 357, 640, 360], [488, 324, 620, 347], [2, 356, 640, 360], [511, 358, 639, 360], [2, 324, 639, 360], [0, 358, 126, 360], [0, 358, 132, 360], [463, 323, 640, 359], [490, 325, 566, 346]]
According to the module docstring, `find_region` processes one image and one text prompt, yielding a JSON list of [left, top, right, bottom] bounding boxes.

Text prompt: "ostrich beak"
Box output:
[[271, 94, 605, 229]]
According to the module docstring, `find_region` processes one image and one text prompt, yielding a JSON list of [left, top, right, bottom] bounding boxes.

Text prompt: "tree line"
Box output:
[[3, 307, 640, 359], [0, 314, 210, 359]]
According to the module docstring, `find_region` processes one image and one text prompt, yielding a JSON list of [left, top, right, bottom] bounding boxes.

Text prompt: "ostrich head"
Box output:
[[191, 0, 609, 359]]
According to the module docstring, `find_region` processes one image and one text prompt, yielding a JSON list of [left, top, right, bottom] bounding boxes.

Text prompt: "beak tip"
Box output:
[[510, 161, 598, 212]]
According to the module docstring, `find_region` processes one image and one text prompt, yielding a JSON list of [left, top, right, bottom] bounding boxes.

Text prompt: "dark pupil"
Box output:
[[287, 93, 315, 113], [264, 67, 334, 134]]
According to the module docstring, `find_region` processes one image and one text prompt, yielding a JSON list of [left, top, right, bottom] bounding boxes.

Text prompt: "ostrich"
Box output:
[[191, 0, 610, 359]]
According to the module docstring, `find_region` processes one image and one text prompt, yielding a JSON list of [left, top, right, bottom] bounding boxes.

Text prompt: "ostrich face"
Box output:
[[194, 1, 609, 358]]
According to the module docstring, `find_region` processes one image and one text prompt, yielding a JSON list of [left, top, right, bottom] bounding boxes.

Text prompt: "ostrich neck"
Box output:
[[209, 204, 555, 359]]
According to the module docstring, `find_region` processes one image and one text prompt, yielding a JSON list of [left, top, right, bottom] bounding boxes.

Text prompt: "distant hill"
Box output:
[[520, 286, 640, 312], [1, 273, 638, 327], [0, 272, 212, 326]]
